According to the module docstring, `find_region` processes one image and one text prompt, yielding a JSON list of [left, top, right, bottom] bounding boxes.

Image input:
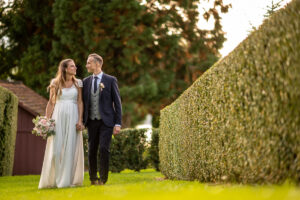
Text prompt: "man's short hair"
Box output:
[[88, 53, 103, 66]]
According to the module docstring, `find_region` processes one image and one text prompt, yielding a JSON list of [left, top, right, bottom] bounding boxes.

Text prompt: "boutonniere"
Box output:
[[100, 82, 105, 91]]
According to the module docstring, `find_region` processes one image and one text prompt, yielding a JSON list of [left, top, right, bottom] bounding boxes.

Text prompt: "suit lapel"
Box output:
[[87, 75, 93, 102], [99, 73, 106, 101]]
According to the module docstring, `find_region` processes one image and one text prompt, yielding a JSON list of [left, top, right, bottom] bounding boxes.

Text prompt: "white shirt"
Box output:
[[92, 71, 103, 92]]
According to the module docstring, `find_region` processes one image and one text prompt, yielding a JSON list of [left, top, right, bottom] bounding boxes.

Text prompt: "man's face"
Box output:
[[86, 57, 97, 73]]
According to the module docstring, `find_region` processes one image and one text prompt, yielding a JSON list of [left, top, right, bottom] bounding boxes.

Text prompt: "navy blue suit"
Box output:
[[82, 73, 122, 183], [82, 73, 122, 127]]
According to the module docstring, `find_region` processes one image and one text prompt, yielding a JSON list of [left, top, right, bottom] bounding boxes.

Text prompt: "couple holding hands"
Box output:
[[38, 53, 122, 188]]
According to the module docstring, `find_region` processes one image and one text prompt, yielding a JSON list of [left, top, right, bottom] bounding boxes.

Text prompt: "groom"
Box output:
[[82, 53, 122, 185]]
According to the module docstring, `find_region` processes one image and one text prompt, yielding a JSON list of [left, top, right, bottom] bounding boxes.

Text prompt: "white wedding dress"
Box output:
[[39, 79, 84, 189]]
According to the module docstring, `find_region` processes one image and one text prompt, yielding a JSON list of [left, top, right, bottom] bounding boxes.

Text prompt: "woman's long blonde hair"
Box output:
[[47, 59, 79, 103]]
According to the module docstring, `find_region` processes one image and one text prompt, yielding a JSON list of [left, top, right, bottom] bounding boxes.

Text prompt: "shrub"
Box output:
[[148, 128, 160, 171], [0, 86, 18, 176], [159, 0, 300, 184], [83, 128, 150, 173], [121, 128, 148, 171]]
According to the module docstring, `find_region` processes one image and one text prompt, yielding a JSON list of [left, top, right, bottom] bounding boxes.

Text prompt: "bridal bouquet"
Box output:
[[32, 116, 55, 139]]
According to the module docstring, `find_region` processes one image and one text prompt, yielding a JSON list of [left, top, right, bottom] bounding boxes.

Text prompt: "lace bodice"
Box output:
[[50, 79, 82, 103]]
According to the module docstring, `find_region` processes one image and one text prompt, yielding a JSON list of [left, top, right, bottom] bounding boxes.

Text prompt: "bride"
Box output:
[[38, 59, 84, 189]]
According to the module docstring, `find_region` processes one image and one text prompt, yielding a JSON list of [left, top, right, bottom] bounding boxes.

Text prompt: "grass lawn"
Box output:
[[0, 169, 299, 200]]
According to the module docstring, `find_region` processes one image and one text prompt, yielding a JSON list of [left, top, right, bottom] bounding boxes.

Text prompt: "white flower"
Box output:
[[100, 83, 105, 91]]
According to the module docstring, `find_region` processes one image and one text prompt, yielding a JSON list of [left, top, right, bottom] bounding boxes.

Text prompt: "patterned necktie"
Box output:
[[94, 76, 98, 93]]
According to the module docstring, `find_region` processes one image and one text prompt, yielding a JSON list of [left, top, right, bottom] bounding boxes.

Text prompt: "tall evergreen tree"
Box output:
[[0, 0, 230, 127], [0, 0, 56, 96]]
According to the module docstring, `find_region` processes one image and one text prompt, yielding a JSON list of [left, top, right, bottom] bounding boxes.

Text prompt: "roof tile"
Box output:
[[0, 81, 48, 115]]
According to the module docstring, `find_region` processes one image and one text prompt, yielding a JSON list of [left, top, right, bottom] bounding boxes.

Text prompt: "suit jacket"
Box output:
[[82, 73, 122, 128]]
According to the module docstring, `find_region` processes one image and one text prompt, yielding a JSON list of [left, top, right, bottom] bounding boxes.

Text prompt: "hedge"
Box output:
[[83, 128, 159, 173], [159, 0, 300, 184], [148, 128, 159, 171], [0, 86, 18, 176], [110, 128, 148, 172]]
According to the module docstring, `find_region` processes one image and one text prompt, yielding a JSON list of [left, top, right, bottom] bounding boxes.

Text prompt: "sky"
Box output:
[[211, 0, 292, 57]]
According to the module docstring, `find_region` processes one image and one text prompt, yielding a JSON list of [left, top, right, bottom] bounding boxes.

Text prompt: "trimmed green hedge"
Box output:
[[110, 128, 148, 172], [160, 0, 300, 184], [0, 86, 18, 176], [148, 128, 159, 171], [83, 128, 159, 173]]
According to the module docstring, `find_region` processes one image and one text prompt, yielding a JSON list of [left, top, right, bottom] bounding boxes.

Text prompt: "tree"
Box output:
[[248, 0, 285, 38], [0, 0, 56, 96], [264, 0, 285, 18], [0, 0, 231, 127]]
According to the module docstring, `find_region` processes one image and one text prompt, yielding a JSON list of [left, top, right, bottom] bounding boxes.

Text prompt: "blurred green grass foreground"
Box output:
[[0, 169, 300, 200]]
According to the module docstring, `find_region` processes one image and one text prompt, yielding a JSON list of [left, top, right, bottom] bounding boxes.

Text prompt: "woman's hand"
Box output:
[[76, 121, 84, 131]]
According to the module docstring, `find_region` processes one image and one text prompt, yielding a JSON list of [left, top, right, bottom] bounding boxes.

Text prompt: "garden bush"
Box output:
[[159, 0, 300, 184], [83, 128, 151, 173], [0, 86, 18, 176], [110, 128, 148, 172], [148, 128, 160, 171]]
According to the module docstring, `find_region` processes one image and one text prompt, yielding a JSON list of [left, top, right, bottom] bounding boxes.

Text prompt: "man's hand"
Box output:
[[113, 126, 121, 135]]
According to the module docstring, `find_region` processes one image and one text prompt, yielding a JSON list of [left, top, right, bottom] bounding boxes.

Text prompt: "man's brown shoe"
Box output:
[[91, 180, 98, 185], [98, 180, 105, 185]]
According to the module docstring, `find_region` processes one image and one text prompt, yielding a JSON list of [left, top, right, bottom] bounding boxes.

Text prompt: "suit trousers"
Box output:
[[87, 119, 113, 183]]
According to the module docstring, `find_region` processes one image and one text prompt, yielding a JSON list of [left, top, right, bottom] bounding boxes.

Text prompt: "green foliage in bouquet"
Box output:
[[159, 0, 300, 184], [0, 86, 18, 176]]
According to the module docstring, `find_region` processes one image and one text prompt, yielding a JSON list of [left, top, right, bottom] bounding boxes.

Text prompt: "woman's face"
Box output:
[[66, 61, 77, 76]]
